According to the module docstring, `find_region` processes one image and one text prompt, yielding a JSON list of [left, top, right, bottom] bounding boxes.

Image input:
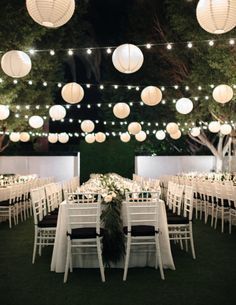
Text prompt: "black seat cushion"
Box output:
[[43, 214, 58, 221], [38, 218, 57, 228], [167, 215, 189, 225], [68, 227, 105, 239], [0, 200, 10, 206], [49, 208, 59, 215], [123, 225, 157, 236]]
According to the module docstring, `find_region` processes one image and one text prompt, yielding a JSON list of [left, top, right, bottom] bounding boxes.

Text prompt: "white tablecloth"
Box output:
[[51, 200, 175, 273]]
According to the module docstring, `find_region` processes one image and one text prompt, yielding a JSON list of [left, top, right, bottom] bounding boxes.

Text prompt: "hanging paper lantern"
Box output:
[[48, 133, 58, 144], [0, 105, 10, 120], [141, 86, 162, 106], [220, 123, 232, 135], [135, 130, 147, 142], [81, 120, 95, 133], [120, 132, 131, 143], [155, 130, 166, 140], [26, 0, 75, 28], [29, 115, 44, 129], [1, 50, 31, 78], [176, 98, 193, 114], [61, 82, 84, 104], [113, 103, 130, 119], [196, 0, 236, 34], [58, 132, 69, 143], [95, 132, 106, 143], [212, 84, 234, 104], [20, 132, 30, 142], [128, 122, 142, 135], [190, 127, 201, 137], [170, 130, 181, 140], [9, 132, 20, 142], [166, 122, 179, 134], [85, 134, 95, 144], [208, 121, 221, 133], [112, 44, 144, 74], [49, 105, 66, 121]]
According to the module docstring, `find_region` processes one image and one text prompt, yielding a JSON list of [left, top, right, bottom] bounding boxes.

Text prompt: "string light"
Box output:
[[87, 48, 92, 54], [50, 50, 55, 56], [146, 43, 152, 49], [106, 48, 112, 54], [167, 43, 172, 50], [68, 49, 73, 56]]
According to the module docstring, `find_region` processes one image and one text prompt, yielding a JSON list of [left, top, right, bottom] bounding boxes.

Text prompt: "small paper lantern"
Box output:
[[85, 134, 95, 144], [61, 82, 84, 104], [176, 98, 193, 114], [208, 121, 221, 133], [20, 132, 30, 142], [26, 0, 75, 28], [1, 50, 31, 78], [220, 123, 232, 135], [212, 84, 234, 104], [48, 133, 58, 144], [113, 103, 130, 119], [190, 127, 201, 137], [128, 122, 142, 135], [120, 132, 131, 143], [112, 44, 144, 74], [135, 130, 147, 142], [29, 115, 44, 129], [141, 86, 162, 106], [58, 132, 69, 143], [10, 132, 20, 142], [0, 105, 10, 120], [81, 120, 95, 133], [155, 130, 166, 140], [166, 122, 179, 134], [170, 130, 181, 140], [95, 132, 106, 143], [49, 105, 66, 121]]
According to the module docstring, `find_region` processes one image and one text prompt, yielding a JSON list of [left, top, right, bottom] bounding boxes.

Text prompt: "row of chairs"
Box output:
[[62, 176, 80, 199]]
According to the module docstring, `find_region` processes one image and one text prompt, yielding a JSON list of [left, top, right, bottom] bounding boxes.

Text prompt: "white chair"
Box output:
[[214, 184, 230, 233], [0, 187, 17, 228]]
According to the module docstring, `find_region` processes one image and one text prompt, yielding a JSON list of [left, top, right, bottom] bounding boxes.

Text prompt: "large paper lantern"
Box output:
[[212, 84, 234, 104], [85, 134, 95, 144], [176, 98, 193, 114], [128, 122, 142, 135], [0, 105, 10, 120], [208, 121, 221, 133], [113, 103, 130, 119], [220, 123, 232, 135], [29, 115, 44, 129], [120, 132, 131, 143], [135, 130, 147, 142], [20, 132, 30, 142], [95, 132, 106, 143], [48, 133, 58, 144], [61, 82, 84, 104], [166, 122, 179, 134], [141, 86, 162, 106], [190, 127, 201, 137], [49, 105, 66, 121], [58, 132, 69, 143], [26, 0, 75, 28], [1, 50, 31, 78], [112, 44, 144, 74], [170, 130, 181, 140], [81, 120, 95, 133], [10, 132, 20, 142], [155, 130, 166, 140], [196, 0, 236, 34]]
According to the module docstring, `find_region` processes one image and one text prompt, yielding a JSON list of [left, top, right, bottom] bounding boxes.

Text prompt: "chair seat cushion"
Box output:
[[68, 227, 105, 239], [123, 225, 157, 236], [0, 200, 10, 206], [38, 218, 57, 228], [43, 214, 58, 221], [167, 215, 189, 225], [49, 208, 59, 215]]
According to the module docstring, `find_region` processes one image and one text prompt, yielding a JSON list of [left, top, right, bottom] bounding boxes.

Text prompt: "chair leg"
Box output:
[[64, 240, 71, 283], [8, 208, 12, 229], [155, 235, 165, 280], [214, 207, 218, 229], [189, 223, 196, 259], [32, 229, 38, 264], [229, 213, 231, 234], [210, 205, 215, 227], [221, 209, 224, 233], [123, 236, 131, 281], [97, 238, 105, 282]]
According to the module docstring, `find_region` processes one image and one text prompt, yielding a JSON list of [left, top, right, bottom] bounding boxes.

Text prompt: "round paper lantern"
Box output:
[[212, 84, 234, 104], [112, 44, 144, 74], [29, 115, 44, 129], [20, 132, 30, 142], [190, 127, 201, 137], [61, 82, 84, 104], [170, 130, 181, 140], [49, 105, 66, 121], [48, 133, 58, 144], [85, 134, 95, 144], [155, 130, 166, 140], [58, 132, 69, 144], [196, 0, 236, 34], [220, 123, 232, 135], [95, 132, 106, 143], [135, 130, 147, 142], [208, 121, 221, 133], [113, 103, 130, 119], [26, 0, 75, 28], [141, 86, 162, 106], [128, 122, 142, 135], [176, 98, 193, 114], [1, 50, 31, 78], [10, 132, 20, 142], [81, 120, 95, 133], [0, 105, 10, 120], [166, 122, 179, 134], [120, 132, 131, 143]]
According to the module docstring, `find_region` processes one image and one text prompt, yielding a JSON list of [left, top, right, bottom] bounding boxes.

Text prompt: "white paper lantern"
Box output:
[[0, 105, 10, 120], [196, 0, 236, 34], [141, 86, 162, 106], [61, 82, 84, 104], [120, 132, 131, 143], [10, 132, 20, 142], [20, 132, 30, 142], [48, 133, 58, 144], [212, 84, 234, 104], [58, 132, 69, 143], [170, 130, 181, 140], [155, 130, 166, 140], [208, 121, 221, 133], [81, 120, 95, 133], [220, 123, 232, 135], [26, 0, 75, 28], [85, 134, 95, 144], [176, 98, 193, 114], [112, 44, 144, 74], [29, 115, 44, 129], [95, 132, 106, 143], [49, 105, 66, 121], [135, 130, 147, 142], [166, 122, 179, 134], [113, 103, 130, 119], [190, 127, 201, 137], [128, 122, 142, 135], [1, 50, 31, 78]]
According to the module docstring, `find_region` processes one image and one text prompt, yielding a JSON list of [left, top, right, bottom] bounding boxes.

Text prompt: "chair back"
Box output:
[[172, 184, 184, 215], [31, 187, 47, 225], [125, 191, 159, 203], [183, 186, 194, 221], [66, 192, 101, 204]]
